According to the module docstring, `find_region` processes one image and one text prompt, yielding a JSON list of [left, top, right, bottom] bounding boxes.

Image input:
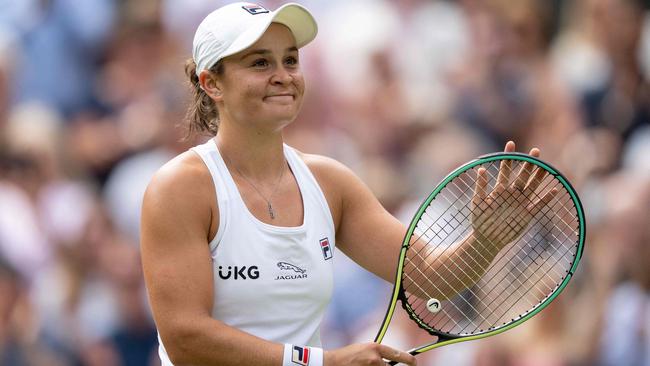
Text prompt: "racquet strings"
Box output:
[[401, 159, 580, 337]]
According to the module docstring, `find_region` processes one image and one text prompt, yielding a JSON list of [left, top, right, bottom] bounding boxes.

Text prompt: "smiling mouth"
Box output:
[[264, 95, 295, 101]]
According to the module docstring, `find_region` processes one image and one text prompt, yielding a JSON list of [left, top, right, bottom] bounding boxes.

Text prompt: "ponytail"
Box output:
[[183, 59, 223, 137]]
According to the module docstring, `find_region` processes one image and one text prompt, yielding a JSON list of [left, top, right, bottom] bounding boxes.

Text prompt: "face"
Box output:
[[202, 23, 305, 131]]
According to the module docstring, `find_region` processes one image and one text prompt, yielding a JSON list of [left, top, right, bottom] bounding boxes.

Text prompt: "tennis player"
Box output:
[[140, 2, 545, 365]]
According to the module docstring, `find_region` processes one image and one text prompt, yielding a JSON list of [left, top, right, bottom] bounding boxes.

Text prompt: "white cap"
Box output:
[[192, 2, 318, 75]]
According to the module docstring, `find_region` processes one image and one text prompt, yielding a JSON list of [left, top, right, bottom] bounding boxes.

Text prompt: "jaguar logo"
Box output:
[[277, 262, 306, 274], [275, 262, 307, 280]]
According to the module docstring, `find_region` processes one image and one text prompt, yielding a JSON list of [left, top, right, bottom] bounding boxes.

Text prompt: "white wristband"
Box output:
[[282, 343, 323, 366]]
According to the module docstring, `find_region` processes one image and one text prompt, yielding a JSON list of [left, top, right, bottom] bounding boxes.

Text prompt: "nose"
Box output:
[[270, 66, 293, 86]]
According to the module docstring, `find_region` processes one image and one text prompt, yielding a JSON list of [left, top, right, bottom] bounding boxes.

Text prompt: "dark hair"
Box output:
[[184, 59, 224, 137]]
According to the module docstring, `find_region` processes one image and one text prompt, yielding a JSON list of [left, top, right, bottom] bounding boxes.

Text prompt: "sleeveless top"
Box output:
[[158, 139, 336, 365]]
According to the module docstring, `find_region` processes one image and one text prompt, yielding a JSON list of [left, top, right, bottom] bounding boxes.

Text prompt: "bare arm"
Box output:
[[140, 152, 283, 365], [305, 154, 405, 283], [415, 143, 556, 300], [306, 142, 554, 301]]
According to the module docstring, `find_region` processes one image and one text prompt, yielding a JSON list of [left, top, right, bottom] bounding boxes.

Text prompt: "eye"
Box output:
[[251, 58, 269, 68], [284, 56, 298, 66]]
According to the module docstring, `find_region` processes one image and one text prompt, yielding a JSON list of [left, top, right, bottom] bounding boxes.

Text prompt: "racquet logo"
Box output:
[[242, 4, 269, 15], [320, 238, 333, 260], [292, 345, 310, 365]]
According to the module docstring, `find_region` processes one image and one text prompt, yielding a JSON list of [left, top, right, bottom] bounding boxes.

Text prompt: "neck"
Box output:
[[215, 119, 286, 181]]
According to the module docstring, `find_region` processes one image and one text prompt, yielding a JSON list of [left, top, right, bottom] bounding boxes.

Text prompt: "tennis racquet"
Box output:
[[374, 152, 586, 365]]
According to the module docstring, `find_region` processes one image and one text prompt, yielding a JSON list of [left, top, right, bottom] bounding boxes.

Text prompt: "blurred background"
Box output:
[[0, 0, 649, 365]]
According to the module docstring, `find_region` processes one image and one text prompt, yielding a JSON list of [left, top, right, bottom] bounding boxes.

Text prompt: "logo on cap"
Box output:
[[242, 4, 269, 15]]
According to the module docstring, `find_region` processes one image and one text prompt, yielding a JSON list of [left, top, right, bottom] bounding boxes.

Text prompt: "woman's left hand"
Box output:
[[470, 141, 558, 250]]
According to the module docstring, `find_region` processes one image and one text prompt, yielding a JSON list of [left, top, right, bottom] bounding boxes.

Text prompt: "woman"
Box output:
[[140, 2, 547, 365]]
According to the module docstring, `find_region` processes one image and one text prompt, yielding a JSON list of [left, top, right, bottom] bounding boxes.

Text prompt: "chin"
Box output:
[[267, 106, 300, 122], [270, 114, 298, 128]]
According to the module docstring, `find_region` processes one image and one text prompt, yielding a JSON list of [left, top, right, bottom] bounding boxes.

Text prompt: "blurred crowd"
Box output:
[[0, 0, 649, 365]]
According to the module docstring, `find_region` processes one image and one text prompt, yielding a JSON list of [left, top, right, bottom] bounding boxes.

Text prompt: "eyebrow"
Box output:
[[239, 46, 299, 60]]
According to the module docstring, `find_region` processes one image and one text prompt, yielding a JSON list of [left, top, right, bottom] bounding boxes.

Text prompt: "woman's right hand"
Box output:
[[324, 343, 417, 365]]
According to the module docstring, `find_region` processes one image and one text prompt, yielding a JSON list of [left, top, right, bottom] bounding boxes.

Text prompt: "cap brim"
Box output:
[[220, 3, 318, 61], [272, 3, 318, 48]]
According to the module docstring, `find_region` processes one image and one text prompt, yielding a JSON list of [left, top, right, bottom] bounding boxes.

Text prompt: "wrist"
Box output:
[[283, 344, 323, 366], [470, 230, 497, 251], [323, 350, 336, 366]]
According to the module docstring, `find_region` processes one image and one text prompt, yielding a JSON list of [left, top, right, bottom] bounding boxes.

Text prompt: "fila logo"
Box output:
[[242, 4, 269, 15], [217, 265, 260, 280], [320, 238, 333, 260], [292, 345, 310, 365]]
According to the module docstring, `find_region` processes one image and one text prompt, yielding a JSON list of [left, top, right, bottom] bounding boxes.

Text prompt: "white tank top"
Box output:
[[158, 139, 335, 365]]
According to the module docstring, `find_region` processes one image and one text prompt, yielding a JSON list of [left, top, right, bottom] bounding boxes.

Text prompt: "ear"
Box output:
[[199, 70, 223, 101]]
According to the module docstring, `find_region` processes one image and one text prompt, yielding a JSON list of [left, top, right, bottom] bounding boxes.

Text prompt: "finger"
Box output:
[[524, 167, 548, 194], [513, 148, 539, 190], [530, 187, 558, 214], [378, 345, 417, 366], [473, 168, 488, 202], [496, 159, 512, 188], [497, 141, 516, 188], [529, 147, 540, 158], [513, 162, 531, 190]]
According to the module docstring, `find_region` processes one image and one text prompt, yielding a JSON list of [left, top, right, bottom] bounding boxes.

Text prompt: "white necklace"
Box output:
[[224, 155, 286, 220]]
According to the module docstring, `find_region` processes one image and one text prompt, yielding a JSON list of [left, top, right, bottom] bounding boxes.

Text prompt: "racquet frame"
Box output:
[[374, 152, 586, 357]]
